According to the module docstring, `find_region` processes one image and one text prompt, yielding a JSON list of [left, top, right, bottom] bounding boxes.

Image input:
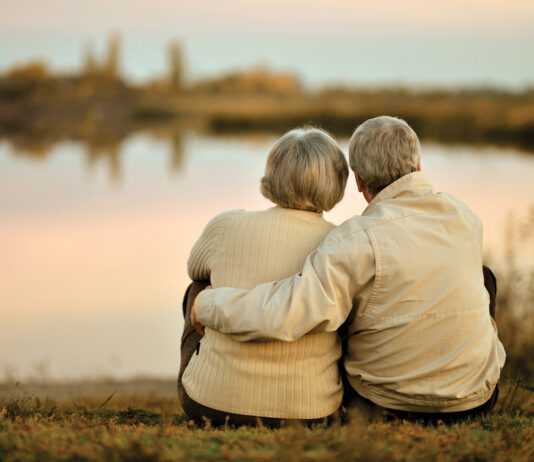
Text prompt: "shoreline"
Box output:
[[2, 69, 534, 152], [0, 377, 178, 401]]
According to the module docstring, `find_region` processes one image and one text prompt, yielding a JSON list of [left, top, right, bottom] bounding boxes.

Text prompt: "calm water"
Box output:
[[1, 133, 534, 381]]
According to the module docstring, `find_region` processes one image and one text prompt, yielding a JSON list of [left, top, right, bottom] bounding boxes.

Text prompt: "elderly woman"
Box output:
[[178, 127, 349, 425]]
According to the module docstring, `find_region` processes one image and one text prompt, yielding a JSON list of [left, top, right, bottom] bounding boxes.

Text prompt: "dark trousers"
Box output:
[[177, 281, 330, 427], [341, 265, 500, 423]]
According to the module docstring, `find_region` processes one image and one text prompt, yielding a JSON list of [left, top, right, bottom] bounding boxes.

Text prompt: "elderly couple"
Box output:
[[178, 116, 506, 425]]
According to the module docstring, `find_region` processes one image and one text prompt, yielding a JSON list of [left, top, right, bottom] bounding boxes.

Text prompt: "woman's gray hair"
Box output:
[[348, 116, 421, 196], [261, 127, 348, 212]]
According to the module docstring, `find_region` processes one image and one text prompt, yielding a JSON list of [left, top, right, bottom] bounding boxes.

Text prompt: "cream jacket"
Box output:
[[197, 172, 506, 412], [184, 206, 343, 419]]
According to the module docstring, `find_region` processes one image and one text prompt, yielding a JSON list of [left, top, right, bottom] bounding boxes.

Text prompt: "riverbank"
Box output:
[[1, 64, 534, 153], [0, 378, 177, 402]]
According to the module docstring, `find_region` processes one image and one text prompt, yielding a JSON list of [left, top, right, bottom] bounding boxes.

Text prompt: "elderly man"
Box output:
[[192, 116, 506, 420]]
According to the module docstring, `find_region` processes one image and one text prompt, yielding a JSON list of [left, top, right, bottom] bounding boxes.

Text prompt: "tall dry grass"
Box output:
[[490, 206, 534, 382]]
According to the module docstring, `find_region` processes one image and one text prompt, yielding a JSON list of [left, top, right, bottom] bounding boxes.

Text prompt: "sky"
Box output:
[[1, 1, 534, 86]]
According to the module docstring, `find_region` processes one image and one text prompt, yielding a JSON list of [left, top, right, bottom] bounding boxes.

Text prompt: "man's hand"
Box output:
[[191, 286, 211, 336], [191, 305, 205, 336]]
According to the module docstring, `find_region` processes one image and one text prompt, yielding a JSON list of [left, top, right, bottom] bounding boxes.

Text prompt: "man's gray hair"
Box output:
[[349, 116, 421, 196], [261, 127, 348, 212]]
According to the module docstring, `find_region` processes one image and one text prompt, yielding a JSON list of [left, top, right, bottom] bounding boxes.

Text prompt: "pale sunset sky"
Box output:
[[1, 0, 533, 87]]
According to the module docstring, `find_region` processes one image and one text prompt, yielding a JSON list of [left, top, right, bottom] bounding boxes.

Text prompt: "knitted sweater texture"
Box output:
[[183, 206, 343, 418]]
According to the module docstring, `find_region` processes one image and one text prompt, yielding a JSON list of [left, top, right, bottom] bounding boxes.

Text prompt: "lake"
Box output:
[[1, 132, 533, 381]]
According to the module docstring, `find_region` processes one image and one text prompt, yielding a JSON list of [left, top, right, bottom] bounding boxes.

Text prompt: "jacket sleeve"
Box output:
[[196, 228, 375, 342]]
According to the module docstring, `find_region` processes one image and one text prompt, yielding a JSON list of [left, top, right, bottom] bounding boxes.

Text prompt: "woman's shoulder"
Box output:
[[208, 209, 249, 223], [189, 210, 248, 256], [200, 208, 261, 234], [206, 207, 278, 224], [268, 206, 336, 228], [205, 207, 336, 234]]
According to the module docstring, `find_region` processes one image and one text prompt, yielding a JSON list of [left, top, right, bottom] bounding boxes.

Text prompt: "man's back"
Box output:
[[338, 172, 505, 412]]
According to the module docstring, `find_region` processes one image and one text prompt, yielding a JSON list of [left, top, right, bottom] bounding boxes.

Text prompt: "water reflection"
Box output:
[[170, 133, 185, 173], [7, 128, 187, 182], [1, 131, 533, 381], [151, 129, 186, 174], [86, 140, 122, 181]]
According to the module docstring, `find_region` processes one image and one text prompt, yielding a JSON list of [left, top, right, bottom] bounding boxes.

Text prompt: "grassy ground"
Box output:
[[1, 380, 533, 461]]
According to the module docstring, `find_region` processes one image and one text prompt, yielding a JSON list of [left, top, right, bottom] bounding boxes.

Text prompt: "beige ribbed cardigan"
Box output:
[[183, 206, 343, 419]]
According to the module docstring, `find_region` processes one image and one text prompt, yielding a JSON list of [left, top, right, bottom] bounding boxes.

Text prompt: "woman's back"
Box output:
[[183, 206, 343, 419]]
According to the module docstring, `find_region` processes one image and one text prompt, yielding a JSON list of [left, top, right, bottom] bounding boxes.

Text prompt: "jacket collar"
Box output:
[[367, 172, 434, 208]]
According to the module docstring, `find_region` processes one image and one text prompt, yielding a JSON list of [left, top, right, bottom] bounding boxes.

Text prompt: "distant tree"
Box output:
[[6, 61, 48, 81], [104, 34, 121, 79], [192, 68, 300, 95], [2, 61, 49, 96], [82, 42, 98, 76], [168, 41, 183, 90]]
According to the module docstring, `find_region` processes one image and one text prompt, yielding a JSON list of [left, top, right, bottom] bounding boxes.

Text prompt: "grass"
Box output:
[[1, 382, 534, 462], [490, 207, 534, 382]]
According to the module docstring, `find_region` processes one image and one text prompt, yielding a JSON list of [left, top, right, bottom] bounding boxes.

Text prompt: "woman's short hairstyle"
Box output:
[[348, 116, 421, 196], [261, 127, 348, 212]]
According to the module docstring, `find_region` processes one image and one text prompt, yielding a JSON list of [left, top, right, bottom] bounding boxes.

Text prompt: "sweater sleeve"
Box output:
[[196, 227, 375, 341], [187, 211, 236, 281]]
